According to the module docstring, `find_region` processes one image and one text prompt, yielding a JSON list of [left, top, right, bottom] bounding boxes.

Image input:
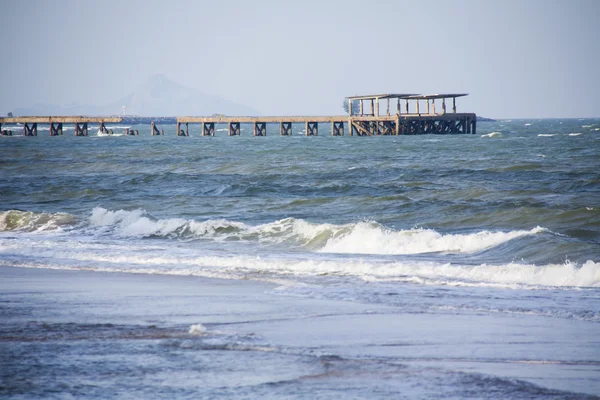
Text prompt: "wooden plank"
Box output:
[[0, 117, 123, 123]]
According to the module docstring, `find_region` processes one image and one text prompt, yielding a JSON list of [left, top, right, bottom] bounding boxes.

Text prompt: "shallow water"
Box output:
[[1, 118, 599, 398]]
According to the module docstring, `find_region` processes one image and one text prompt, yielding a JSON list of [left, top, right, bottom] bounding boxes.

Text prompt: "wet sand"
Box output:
[[1, 266, 598, 398]]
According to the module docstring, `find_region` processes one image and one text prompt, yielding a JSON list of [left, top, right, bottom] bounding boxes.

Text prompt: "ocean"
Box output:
[[1, 118, 599, 399]]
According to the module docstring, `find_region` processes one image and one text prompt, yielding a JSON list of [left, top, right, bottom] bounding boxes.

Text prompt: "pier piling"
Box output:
[[254, 122, 266, 136], [23, 123, 38, 136], [280, 122, 292, 136], [74, 122, 88, 136], [203, 122, 215, 136], [306, 121, 318, 136], [228, 122, 241, 136], [50, 122, 63, 136], [331, 121, 344, 136], [99, 122, 111, 135], [151, 122, 163, 136]]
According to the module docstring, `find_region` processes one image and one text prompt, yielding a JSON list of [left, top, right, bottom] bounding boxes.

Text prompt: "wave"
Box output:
[[568, 133, 582, 136], [538, 134, 556, 137], [88, 207, 547, 255], [0, 210, 78, 232], [96, 130, 126, 137], [2, 249, 598, 289], [481, 132, 502, 138]]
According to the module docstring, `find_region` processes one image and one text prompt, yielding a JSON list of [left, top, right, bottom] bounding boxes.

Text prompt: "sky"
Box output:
[[0, 0, 598, 118]]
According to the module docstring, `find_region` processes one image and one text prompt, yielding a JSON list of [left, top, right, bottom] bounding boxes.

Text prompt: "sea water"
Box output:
[[1, 119, 599, 398]]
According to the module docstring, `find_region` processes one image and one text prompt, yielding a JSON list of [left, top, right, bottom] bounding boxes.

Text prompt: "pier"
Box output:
[[0, 117, 123, 136], [0, 93, 476, 137]]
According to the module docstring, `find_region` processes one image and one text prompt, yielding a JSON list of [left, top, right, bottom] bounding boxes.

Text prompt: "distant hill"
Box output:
[[12, 74, 260, 117]]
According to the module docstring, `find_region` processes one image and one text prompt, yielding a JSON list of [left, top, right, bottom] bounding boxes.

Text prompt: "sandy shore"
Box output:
[[1, 266, 598, 398]]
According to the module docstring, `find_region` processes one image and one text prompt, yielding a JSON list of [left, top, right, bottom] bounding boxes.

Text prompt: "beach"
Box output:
[[1, 266, 598, 398]]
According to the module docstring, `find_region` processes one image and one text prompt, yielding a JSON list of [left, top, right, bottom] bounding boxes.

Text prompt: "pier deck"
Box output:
[[0, 117, 123, 136], [1, 93, 477, 137]]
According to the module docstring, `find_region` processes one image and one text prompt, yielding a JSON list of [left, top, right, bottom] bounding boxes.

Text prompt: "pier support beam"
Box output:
[[176, 122, 189, 136], [1, 125, 12, 136], [379, 121, 395, 135], [352, 121, 373, 136], [50, 122, 63, 136], [151, 121, 163, 135], [74, 122, 88, 136], [99, 122, 111, 135], [331, 121, 344, 136], [23, 123, 37, 136], [228, 122, 240, 136], [280, 122, 292, 136], [254, 122, 266, 136], [305, 121, 318, 136], [203, 122, 215, 136]]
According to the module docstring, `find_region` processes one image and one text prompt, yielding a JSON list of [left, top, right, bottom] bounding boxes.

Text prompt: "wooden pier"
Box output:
[[0, 117, 122, 136], [0, 93, 476, 137]]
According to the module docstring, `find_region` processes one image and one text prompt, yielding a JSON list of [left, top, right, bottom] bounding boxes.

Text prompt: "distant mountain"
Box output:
[[13, 74, 260, 117]]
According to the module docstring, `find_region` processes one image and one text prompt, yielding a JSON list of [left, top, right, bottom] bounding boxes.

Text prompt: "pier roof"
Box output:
[[345, 94, 419, 100], [408, 93, 468, 100]]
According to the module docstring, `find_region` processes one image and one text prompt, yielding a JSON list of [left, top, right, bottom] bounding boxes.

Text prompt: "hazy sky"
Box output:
[[1, 0, 598, 118]]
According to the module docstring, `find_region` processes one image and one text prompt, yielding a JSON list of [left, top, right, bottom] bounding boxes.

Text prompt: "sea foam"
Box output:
[[88, 207, 546, 255], [481, 132, 502, 138], [0, 210, 77, 232]]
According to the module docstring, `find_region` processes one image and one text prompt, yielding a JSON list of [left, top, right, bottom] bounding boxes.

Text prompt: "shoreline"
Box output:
[[1, 265, 599, 398]]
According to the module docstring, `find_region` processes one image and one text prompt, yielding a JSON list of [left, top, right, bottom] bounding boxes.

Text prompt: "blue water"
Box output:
[[1, 119, 599, 398]]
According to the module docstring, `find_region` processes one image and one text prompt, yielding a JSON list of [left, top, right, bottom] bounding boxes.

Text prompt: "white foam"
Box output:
[[0, 210, 77, 232], [538, 134, 556, 137], [319, 224, 547, 255], [481, 132, 502, 138], [90, 207, 189, 237], [87, 208, 548, 256], [569, 133, 582, 136], [525, 123, 532, 126], [2, 248, 598, 289], [189, 324, 207, 335]]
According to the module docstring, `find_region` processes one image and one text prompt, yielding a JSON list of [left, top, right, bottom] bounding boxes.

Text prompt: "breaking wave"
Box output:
[[3, 208, 597, 289], [0, 210, 78, 232], [88, 207, 547, 255], [2, 248, 598, 289]]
